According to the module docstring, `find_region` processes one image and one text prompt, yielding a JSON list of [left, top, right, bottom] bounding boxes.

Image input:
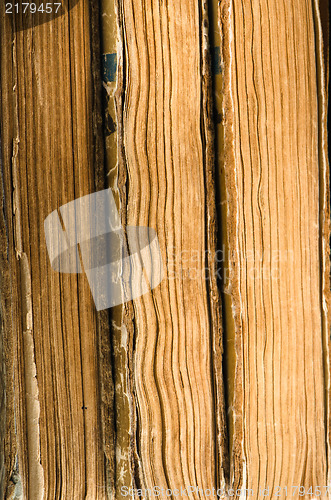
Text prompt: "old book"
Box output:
[[112, 0, 227, 495], [0, 2, 110, 498], [220, 0, 330, 492], [0, 0, 330, 498]]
